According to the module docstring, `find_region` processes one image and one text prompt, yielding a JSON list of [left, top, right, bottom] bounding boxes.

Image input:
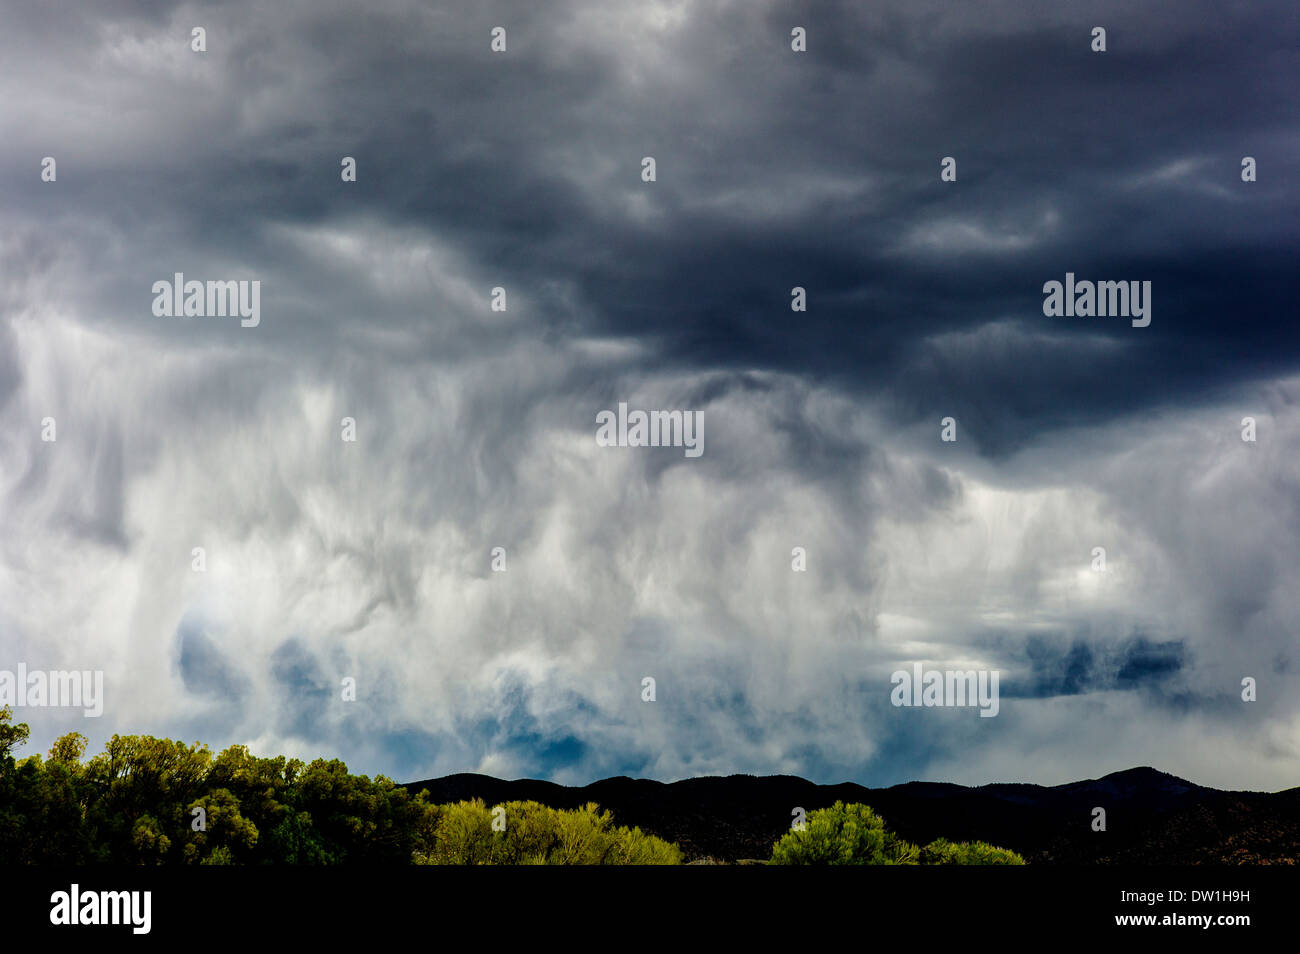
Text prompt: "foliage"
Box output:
[[411, 799, 681, 865], [768, 801, 1025, 865], [769, 801, 920, 865], [1, 708, 1016, 866], [0, 707, 679, 865], [918, 836, 1025, 865]]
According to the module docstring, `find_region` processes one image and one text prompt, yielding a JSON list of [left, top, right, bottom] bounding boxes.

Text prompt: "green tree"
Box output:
[[769, 802, 919, 865], [412, 799, 681, 865], [0, 715, 685, 866], [48, 732, 88, 767], [769, 802, 1025, 865], [0, 706, 30, 762], [181, 788, 259, 864]]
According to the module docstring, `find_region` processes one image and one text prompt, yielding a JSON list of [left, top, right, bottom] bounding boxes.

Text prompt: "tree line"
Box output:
[[0, 707, 1021, 865]]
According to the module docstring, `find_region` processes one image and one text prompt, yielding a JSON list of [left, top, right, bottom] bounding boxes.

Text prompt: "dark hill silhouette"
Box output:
[[402, 767, 1300, 863]]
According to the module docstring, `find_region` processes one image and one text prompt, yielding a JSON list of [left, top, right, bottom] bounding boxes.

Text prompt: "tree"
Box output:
[[48, 732, 88, 767], [0, 706, 29, 762], [412, 799, 682, 865], [768, 802, 1026, 865], [0, 718, 686, 866], [769, 801, 920, 865]]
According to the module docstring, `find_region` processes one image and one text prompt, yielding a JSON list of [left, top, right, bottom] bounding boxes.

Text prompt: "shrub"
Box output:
[[412, 799, 682, 865], [919, 837, 1025, 865], [768, 802, 920, 865], [768, 802, 1025, 865]]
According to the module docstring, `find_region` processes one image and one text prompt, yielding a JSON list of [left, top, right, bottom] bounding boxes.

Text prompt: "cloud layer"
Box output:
[[1, 0, 1298, 789]]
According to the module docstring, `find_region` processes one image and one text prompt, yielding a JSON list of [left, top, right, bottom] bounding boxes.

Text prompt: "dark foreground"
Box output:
[[403, 766, 1300, 864]]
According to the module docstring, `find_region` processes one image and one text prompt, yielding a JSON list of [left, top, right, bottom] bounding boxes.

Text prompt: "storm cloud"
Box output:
[[1, 0, 1298, 790]]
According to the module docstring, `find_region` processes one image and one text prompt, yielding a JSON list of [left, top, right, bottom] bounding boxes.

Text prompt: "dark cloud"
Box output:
[[1010, 634, 1186, 698], [0, 0, 1297, 790], [176, 616, 249, 700]]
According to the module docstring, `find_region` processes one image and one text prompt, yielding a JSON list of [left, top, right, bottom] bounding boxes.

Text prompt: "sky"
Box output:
[[1, 0, 1298, 791]]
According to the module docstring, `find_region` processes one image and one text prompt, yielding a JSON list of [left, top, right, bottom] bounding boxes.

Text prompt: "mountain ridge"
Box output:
[[401, 767, 1300, 863]]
